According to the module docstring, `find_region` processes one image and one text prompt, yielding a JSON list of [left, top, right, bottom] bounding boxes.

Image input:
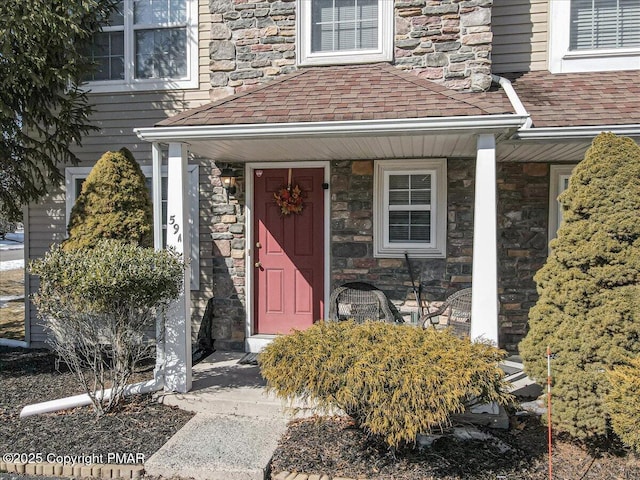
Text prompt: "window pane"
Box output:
[[87, 32, 125, 81], [135, 28, 187, 78], [389, 211, 431, 243], [311, 0, 379, 53], [388, 173, 431, 206], [105, 1, 125, 26], [134, 0, 187, 24], [571, 0, 640, 50]]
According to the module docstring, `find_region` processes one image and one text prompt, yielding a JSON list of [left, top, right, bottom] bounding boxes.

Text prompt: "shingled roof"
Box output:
[[158, 63, 513, 127], [506, 70, 640, 128]]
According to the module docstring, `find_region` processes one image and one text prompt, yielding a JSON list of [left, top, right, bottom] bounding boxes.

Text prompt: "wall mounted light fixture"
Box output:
[[220, 166, 238, 196]]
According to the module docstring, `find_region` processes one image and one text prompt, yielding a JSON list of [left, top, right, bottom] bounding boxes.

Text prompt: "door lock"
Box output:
[[255, 242, 262, 248]]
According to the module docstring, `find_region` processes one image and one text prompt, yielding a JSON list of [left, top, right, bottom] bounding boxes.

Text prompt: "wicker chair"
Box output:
[[328, 282, 402, 324], [420, 288, 472, 337]]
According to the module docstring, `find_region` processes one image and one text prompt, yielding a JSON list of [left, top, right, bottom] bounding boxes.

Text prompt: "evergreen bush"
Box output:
[[259, 321, 512, 449], [31, 239, 184, 414], [519, 133, 640, 440], [65, 148, 153, 250], [606, 355, 640, 452]]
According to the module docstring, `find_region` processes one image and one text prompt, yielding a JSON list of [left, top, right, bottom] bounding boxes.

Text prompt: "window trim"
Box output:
[[297, 0, 393, 66], [84, 0, 199, 93], [548, 0, 640, 73], [373, 159, 447, 258], [548, 164, 576, 246], [65, 164, 200, 290]]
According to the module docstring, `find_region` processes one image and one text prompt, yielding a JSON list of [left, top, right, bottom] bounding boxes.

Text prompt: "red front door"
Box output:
[[253, 167, 325, 334]]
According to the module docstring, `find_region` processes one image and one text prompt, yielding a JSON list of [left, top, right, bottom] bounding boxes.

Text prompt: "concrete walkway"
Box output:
[[146, 351, 311, 480]]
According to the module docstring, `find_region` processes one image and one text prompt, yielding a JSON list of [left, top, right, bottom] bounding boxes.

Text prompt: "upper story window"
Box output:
[[298, 0, 393, 66], [85, 0, 198, 92], [373, 160, 447, 258], [549, 0, 640, 73]]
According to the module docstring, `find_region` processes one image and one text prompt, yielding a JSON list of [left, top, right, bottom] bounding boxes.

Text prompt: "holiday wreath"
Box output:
[[274, 168, 304, 215]]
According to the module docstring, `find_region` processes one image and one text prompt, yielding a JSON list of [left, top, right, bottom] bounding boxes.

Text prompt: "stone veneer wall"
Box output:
[[208, 162, 247, 351], [331, 159, 476, 315], [208, 0, 494, 100], [331, 160, 550, 353], [497, 163, 549, 353], [206, 158, 550, 352]]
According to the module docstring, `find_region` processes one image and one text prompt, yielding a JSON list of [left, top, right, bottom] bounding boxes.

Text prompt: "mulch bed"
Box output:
[[0, 346, 194, 463], [270, 414, 640, 480], [2, 346, 639, 480]]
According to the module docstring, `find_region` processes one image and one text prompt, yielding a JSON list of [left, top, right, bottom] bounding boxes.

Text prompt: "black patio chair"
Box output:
[[328, 282, 403, 324]]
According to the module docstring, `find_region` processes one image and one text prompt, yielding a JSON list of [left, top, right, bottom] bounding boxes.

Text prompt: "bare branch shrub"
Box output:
[[31, 240, 184, 415]]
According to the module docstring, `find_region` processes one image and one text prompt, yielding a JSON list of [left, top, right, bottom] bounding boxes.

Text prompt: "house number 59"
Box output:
[[168, 215, 182, 243]]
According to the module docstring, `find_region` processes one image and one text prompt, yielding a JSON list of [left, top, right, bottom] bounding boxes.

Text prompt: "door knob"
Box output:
[[254, 261, 262, 268]]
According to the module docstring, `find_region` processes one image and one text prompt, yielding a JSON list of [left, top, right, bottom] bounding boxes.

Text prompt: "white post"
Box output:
[[151, 143, 165, 386], [164, 142, 192, 392], [471, 134, 499, 345], [151, 143, 163, 251]]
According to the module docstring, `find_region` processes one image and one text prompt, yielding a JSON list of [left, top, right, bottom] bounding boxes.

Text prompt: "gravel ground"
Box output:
[[0, 346, 193, 464]]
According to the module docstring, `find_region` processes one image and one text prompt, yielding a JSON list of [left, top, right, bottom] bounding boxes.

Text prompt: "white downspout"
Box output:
[[491, 74, 533, 129], [20, 379, 163, 418]]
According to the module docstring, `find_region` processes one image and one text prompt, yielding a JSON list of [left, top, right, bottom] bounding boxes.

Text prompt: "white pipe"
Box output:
[[0, 338, 29, 348], [491, 74, 533, 129], [19, 378, 163, 418]]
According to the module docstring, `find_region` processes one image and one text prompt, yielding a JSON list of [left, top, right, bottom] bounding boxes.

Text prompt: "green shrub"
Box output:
[[519, 133, 640, 440], [259, 321, 512, 449], [65, 148, 153, 250], [31, 239, 184, 414], [606, 356, 640, 452]]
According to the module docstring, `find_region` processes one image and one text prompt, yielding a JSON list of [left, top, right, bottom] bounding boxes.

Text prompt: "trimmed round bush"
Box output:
[[31, 239, 184, 414], [519, 133, 640, 440], [65, 148, 153, 250], [606, 356, 640, 452], [259, 321, 512, 449]]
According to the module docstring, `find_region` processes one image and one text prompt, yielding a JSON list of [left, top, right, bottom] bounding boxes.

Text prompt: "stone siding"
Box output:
[[497, 163, 549, 353], [330, 159, 476, 318], [208, 162, 247, 350], [208, 0, 494, 98]]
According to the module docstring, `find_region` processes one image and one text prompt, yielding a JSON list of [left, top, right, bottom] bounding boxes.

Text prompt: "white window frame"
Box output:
[[297, 0, 393, 66], [65, 164, 200, 290], [84, 0, 199, 93], [373, 159, 447, 258], [548, 164, 576, 245], [549, 0, 640, 73]]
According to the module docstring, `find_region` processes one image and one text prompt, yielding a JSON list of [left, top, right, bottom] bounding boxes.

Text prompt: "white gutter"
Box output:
[[491, 74, 533, 129], [134, 114, 529, 142], [516, 124, 640, 140], [20, 378, 163, 418]]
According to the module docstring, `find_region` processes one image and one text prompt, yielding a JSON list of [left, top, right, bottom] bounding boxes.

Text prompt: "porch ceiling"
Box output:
[[183, 132, 485, 162]]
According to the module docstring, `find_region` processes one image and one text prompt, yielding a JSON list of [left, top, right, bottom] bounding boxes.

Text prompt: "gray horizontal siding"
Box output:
[[26, 0, 214, 345]]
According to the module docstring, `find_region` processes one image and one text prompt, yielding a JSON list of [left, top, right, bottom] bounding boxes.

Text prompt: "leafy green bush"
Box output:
[[31, 239, 184, 414], [606, 356, 640, 452], [259, 321, 512, 449], [519, 133, 640, 440], [65, 148, 153, 250]]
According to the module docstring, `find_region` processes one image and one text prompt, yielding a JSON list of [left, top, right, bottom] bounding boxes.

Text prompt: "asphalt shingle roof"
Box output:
[[158, 63, 513, 127], [505, 70, 640, 128]]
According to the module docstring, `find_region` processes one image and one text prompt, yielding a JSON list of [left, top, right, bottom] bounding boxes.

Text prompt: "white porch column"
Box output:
[[151, 142, 163, 251], [471, 134, 499, 345], [164, 142, 192, 393], [151, 142, 165, 385]]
